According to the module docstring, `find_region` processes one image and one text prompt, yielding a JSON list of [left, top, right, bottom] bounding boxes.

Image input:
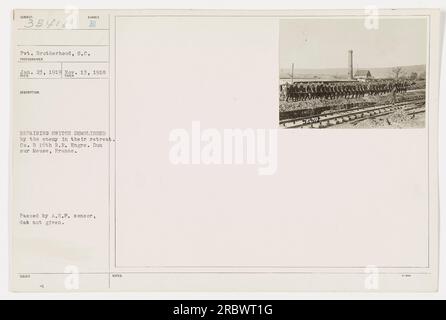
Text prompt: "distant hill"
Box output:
[[279, 64, 426, 80]]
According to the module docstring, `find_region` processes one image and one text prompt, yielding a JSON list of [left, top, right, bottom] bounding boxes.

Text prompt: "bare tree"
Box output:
[[392, 66, 402, 79], [288, 63, 294, 83], [418, 71, 426, 80]]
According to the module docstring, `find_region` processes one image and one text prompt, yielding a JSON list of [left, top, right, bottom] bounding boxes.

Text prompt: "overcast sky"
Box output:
[[280, 17, 428, 70]]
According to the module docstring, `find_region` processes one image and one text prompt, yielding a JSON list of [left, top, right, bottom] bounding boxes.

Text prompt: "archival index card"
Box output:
[[11, 9, 440, 292]]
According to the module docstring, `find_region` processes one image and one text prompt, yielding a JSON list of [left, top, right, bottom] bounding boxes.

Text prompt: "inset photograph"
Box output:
[[279, 18, 427, 129]]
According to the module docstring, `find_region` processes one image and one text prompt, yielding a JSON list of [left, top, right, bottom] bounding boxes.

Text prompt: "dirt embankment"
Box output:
[[279, 91, 425, 114], [333, 103, 425, 129]]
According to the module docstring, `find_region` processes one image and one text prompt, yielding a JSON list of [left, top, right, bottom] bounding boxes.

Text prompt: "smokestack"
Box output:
[[348, 50, 354, 79]]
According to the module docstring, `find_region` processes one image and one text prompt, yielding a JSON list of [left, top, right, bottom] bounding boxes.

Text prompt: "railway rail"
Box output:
[[280, 99, 425, 128]]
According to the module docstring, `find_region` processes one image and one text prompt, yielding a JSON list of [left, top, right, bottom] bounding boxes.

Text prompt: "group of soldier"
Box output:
[[280, 80, 413, 102]]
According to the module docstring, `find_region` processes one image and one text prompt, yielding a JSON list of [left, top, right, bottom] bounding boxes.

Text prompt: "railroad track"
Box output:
[[280, 99, 425, 129], [349, 104, 425, 125]]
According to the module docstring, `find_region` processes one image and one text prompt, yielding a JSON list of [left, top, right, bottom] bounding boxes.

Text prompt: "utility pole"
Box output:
[[288, 63, 294, 84], [348, 50, 354, 80]]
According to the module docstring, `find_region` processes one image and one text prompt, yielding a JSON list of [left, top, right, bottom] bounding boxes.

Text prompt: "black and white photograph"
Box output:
[[279, 18, 428, 129]]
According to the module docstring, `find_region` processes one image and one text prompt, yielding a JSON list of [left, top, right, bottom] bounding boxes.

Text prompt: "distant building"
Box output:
[[354, 69, 372, 81]]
